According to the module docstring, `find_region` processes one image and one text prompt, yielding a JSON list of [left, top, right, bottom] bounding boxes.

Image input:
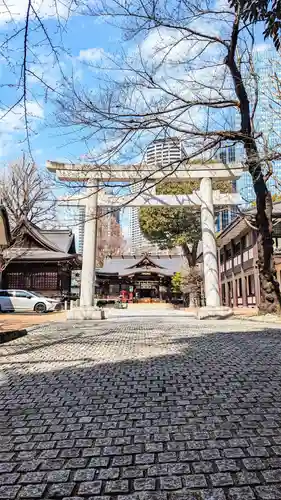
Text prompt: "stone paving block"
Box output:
[[235, 470, 261, 485], [73, 468, 96, 482], [179, 451, 200, 462], [135, 453, 155, 465], [228, 486, 255, 499], [18, 483, 47, 498], [89, 456, 109, 468], [48, 482, 75, 497], [78, 480, 102, 496], [133, 478, 156, 491], [210, 472, 233, 487], [19, 472, 45, 484], [183, 474, 207, 488], [255, 485, 281, 499], [215, 459, 240, 471], [261, 469, 281, 483], [242, 457, 266, 470], [40, 458, 65, 470], [98, 467, 120, 480], [159, 452, 177, 463], [112, 454, 133, 466], [0, 462, 17, 473], [168, 463, 191, 475], [159, 476, 182, 490], [223, 447, 245, 458], [105, 479, 129, 494], [200, 449, 221, 460], [169, 489, 226, 500], [0, 485, 21, 499], [65, 457, 89, 469], [122, 466, 146, 478], [117, 494, 167, 500]]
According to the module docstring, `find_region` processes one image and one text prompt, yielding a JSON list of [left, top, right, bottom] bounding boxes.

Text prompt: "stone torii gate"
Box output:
[[47, 161, 245, 319]]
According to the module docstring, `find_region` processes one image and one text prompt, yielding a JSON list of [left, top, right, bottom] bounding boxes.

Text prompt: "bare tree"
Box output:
[[0, 0, 80, 152], [0, 156, 57, 227], [55, 0, 281, 313]]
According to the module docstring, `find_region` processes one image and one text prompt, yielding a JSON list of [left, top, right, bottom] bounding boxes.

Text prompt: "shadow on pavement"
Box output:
[[1, 323, 281, 498]]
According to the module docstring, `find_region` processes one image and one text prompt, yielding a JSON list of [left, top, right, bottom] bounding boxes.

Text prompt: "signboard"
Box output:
[[135, 281, 158, 289]]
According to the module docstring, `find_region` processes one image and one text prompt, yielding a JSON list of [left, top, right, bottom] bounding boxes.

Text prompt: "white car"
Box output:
[[0, 290, 60, 313]]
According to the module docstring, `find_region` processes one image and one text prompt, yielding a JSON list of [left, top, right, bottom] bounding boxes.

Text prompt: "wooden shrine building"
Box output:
[[96, 253, 184, 301], [2, 219, 80, 298]]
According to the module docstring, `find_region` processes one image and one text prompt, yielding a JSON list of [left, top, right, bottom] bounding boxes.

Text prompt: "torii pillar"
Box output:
[[200, 177, 220, 308], [80, 185, 98, 308]]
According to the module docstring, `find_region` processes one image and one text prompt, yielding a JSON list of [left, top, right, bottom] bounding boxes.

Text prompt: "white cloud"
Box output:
[[253, 43, 272, 53], [0, 0, 70, 23], [0, 101, 44, 132], [79, 48, 106, 62], [0, 100, 44, 156]]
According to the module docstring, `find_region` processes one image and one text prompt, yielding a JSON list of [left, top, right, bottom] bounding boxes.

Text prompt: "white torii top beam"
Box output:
[[47, 160, 246, 181]]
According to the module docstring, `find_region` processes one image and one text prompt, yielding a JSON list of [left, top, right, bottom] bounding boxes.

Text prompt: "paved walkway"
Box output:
[[1, 317, 281, 499]]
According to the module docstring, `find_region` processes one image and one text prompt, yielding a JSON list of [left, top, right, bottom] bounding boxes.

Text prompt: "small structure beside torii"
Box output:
[[47, 160, 246, 319]]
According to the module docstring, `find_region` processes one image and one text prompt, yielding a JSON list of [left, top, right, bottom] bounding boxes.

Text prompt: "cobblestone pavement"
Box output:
[[1, 318, 281, 499]]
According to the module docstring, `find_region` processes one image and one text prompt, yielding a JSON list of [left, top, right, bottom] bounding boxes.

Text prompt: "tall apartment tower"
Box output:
[[146, 137, 186, 168], [214, 143, 239, 231], [128, 137, 185, 254], [77, 205, 121, 255]]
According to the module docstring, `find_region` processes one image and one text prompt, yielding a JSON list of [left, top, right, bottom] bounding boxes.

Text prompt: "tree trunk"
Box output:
[[252, 162, 281, 313], [245, 143, 281, 314], [225, 13, 281, 314], [189, 292, 196, 308], [181, 241, 198, 267]]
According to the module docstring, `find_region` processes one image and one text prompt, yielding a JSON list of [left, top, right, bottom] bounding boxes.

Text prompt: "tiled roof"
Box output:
[[98, 254, 184, 276], [41, 229, 75, 253], [5, 219, 78, 263]]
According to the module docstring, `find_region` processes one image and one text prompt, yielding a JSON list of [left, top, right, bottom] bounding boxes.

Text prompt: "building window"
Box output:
[[234, 241, 241, 255], [226, 248, 232, 260], [248, 275, 255, 296], [222, 210, 229, 229], [31, 272, 57, 290], [220, 150, 227, 163], [238, 278, 242, 297], [6, 272, 58, 291], [222, 284, 226, 304], [228, 145, 236, 163], [6, 273, 26, 289]]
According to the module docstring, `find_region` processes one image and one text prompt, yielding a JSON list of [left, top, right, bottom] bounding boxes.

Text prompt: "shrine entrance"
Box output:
[[135, 278, 159, 299], [47, 160, 245, 319]]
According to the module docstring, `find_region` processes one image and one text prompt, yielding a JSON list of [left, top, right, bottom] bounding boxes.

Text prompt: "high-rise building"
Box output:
[[236, 47, 281, 203], [214, 144, 239, 232], [146, 137, 186, 168], [77, 205, 121, 254], [128, 138, 185, 254]]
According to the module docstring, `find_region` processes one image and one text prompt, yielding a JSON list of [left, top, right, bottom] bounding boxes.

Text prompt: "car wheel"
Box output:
[[34, 302, 47, 314]]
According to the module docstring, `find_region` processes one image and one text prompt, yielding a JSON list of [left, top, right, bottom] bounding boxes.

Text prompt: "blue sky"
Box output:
[[0, 4, 124, 167], [0, 2, 272, 167], [0, 1, 275, 242]]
